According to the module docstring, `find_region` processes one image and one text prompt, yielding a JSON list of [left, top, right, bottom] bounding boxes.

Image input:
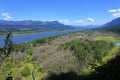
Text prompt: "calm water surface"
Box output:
[[0, 29, 81, 46]]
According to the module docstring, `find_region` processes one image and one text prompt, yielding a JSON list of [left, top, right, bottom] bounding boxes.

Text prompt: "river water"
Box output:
[[0, 29, 81, 46]]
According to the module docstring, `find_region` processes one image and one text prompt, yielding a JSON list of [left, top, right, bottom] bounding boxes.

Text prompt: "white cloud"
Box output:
[[118, 9, 120, 12], [108, 9, 120, 13], [87, 18, 94, 22], [74, 20, 84, 23], [58, 19, 70, 24], [108, 9, 120, 17], [2, 12, 12, 20], [56, 18, 95, 25], [112, 12, 120, 17], [108, 9, 117, 13]]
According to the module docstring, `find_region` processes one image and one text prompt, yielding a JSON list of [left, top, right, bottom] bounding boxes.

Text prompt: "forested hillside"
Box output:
[[101, 17, 120, 34], [0, 30, 120, 80]]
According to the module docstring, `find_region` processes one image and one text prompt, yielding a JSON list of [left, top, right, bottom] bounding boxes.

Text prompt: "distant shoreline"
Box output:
[[0, 29, 75, 37], [0, 29, 81, 46]]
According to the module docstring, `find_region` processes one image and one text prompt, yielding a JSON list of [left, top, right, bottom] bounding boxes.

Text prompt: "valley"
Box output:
[[1, 0, 120, 80]]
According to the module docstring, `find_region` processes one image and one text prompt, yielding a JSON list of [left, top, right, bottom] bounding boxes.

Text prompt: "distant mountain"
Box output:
[[0, 20, 104, 35], [0, 20, 102, 29], [0, 20, 76, 35], [101, 17, 120, 34], [0, 20, 65, 27], [103, 17, 120, 27]]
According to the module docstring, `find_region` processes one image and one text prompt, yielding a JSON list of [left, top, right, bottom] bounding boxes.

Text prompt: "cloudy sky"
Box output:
[[0, 0, 120, 25]]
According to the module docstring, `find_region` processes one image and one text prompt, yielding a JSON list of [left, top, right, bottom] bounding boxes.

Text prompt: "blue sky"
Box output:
[[0, 0, 120, 25]]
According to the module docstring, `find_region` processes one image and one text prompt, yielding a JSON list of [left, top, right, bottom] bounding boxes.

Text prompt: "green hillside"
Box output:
[[101, 26, 120, 34]]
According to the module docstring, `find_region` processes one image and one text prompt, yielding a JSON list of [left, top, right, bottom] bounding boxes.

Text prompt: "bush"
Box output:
[[20, 66, 30, 77], [27, 48, 33, 56]]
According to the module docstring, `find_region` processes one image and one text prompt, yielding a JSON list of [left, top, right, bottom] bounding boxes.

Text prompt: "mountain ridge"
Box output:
[[103, 17, 120, 27], [0, 20, 75, 35], [100, 17, 120, 34], [0, 20, 64, 26]]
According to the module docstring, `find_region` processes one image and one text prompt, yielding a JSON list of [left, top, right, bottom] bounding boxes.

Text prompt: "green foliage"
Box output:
[[58, 44, 65, 50], [14, 42, 31, 52], [1, 31, 120, 79], [94, 36, 120, 42], [80, 29, 94, 36], [20, 66, 30, 77], [32, 36, 57, 46], [60, 39, 115, 73], [27, 48, 33, 56], [33, 38, 46, 45], [102, 25, 120, 34], [82, 55, 120, 80], [37, 67, 43, 72]]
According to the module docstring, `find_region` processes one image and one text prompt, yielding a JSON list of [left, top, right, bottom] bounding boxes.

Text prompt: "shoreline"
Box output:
[[0, 29, 75, 38]]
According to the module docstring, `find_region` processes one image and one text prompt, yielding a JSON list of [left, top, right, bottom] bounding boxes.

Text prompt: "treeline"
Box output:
[[12, 36, 58, 52], [100, 26, 120, 34], [0, 35, 58, 61]]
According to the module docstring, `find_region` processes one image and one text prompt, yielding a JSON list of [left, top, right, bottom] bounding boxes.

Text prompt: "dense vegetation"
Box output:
[[100, 17, 120, 34], [81, 54, 120, 80], [0, 30, 120, 80], [59, 39, 115, 74], [101, 26, 120, 34], [43, 54, 120, 80]]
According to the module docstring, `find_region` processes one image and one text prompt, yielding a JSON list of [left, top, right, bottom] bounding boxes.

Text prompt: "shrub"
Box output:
[[27, 48, 33, 56], [20, 66, 30, 77], [37, 67, 43, 72]]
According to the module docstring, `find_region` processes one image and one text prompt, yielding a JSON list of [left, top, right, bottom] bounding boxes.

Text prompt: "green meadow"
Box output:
[[94, 36, 120, 42]]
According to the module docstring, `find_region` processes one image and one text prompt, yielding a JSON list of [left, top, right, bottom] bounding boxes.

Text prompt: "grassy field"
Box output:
[[94, 36, 120, 42]]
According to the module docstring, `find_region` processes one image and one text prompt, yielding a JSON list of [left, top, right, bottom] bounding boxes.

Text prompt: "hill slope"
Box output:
[[82, 55, 120, 80], [1, 31, 120, 80], [101, 17, 120, 34]]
